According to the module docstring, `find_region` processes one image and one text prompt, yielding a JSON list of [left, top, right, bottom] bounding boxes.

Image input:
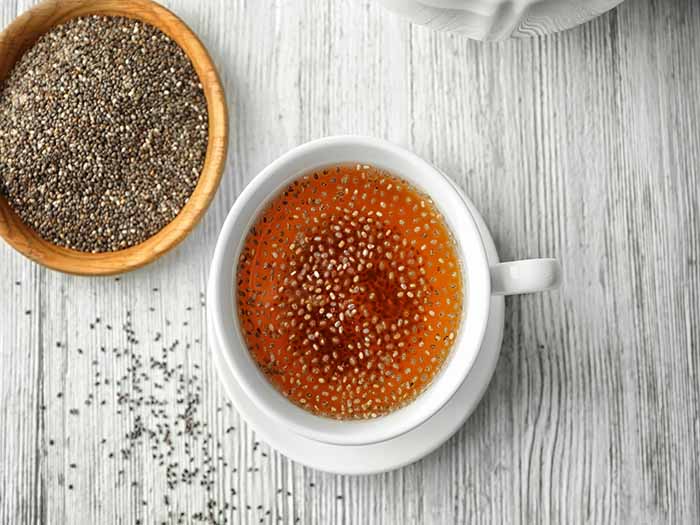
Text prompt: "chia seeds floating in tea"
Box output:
[[236, 164, 464, 420], [0, 16, 209, 253]]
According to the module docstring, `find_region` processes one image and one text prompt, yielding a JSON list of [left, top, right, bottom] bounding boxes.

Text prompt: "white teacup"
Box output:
[[208, 136, 560, 446]]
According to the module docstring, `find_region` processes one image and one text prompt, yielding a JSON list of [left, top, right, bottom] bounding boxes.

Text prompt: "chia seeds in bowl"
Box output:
[[0, 15, 209, 253]]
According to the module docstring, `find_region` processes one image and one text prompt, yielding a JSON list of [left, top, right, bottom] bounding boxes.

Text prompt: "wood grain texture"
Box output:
[[0, 0, 228, 275], [1, 0, 699, 523]]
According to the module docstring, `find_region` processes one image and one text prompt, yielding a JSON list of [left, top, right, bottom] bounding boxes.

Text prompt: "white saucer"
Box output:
[[209, 192, 505, 475]]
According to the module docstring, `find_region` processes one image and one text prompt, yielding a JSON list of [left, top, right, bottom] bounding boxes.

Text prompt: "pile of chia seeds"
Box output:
[[0, 16, 208, 253]]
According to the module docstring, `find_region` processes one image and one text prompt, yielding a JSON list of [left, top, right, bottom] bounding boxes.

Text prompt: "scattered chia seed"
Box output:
[[34, 294, 328, 523], [0, 16, 208, 252]]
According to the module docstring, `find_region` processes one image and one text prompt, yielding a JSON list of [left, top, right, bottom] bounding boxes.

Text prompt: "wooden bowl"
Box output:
[[0, 0, 228, 275]]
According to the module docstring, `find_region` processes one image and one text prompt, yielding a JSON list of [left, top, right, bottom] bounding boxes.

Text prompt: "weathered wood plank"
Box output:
[[1, 0, 699, 524]]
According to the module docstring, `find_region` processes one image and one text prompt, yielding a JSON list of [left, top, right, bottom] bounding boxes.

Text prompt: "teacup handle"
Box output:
[[490, 258, 561, 296]]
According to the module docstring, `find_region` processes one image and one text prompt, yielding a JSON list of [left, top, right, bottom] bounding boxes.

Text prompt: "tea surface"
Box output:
[[236, 164, 463, 419]]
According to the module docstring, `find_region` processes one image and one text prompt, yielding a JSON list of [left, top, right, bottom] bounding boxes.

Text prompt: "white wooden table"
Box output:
[[2, 0, 699, 523]]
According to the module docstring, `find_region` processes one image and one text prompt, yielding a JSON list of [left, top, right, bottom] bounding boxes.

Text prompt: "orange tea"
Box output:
[[236, 164, 463, 419]]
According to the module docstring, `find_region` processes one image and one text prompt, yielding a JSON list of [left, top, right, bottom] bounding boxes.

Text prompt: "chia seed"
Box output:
[[0, 16, 209, 252], [21, 283, 322, 523]]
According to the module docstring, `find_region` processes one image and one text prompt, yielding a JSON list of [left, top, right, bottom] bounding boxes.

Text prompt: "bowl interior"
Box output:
[[210, 137, 491, 446], [0, 0, 228, 275]]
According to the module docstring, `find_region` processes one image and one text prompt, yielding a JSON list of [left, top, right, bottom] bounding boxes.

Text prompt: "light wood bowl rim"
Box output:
[[0, 0, 229, 276]]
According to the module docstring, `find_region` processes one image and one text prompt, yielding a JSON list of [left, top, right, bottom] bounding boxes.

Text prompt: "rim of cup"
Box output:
[[208, 136, 491, 446]]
